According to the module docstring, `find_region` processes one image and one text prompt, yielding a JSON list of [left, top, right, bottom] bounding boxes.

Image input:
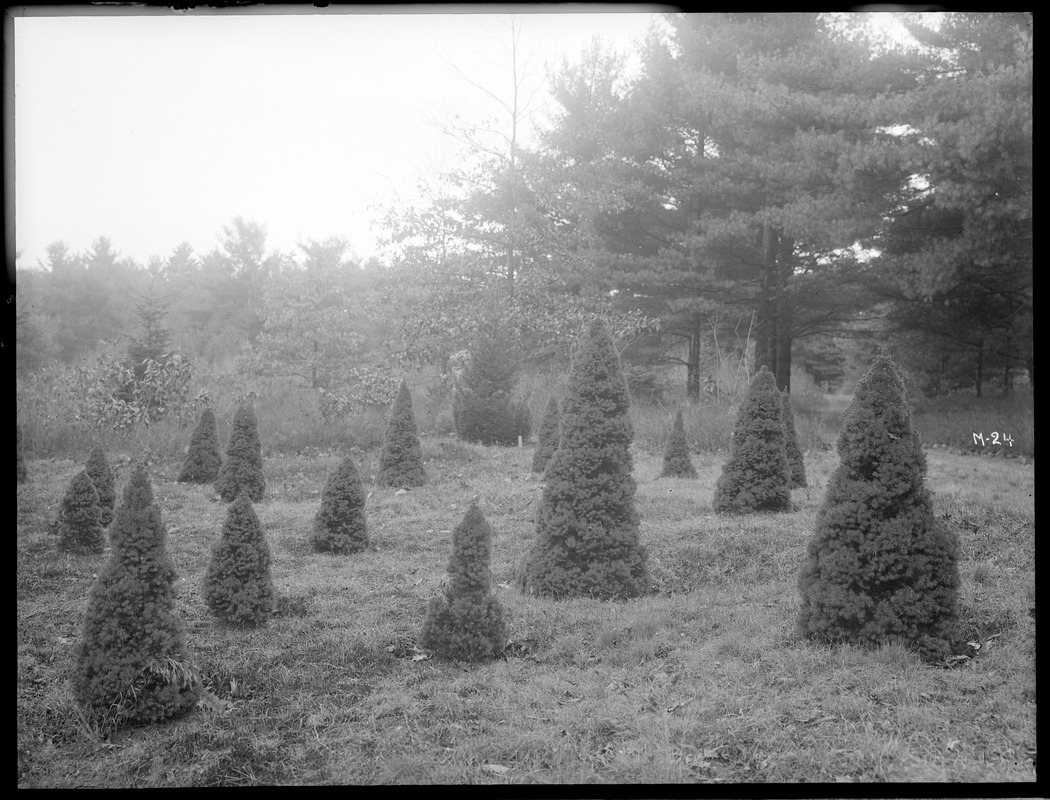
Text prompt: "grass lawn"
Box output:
[[17, 438, 1035, 785]]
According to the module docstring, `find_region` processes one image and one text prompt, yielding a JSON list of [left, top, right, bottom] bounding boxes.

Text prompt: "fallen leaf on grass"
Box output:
[[947, 739, 961, 752], [481, 763, 511, 776], [197, 690, 232, 713]]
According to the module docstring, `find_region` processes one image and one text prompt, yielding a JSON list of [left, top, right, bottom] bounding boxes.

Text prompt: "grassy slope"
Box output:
[[17, 439, 1035, 786]]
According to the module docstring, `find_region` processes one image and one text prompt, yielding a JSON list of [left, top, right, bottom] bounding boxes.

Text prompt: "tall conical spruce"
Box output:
[[781, 390, 807, 489], [312, 455, 369, 554], [712, 367, 792, 513], [531, 396, 560, 473], [659, 409, 698, 479], [56, 470, 106, 554], [420, 502, 507, 662], [797, 355, 961, 655], [74, 465, 199, 728], [203, 491, 275, 626], [376, 380, 426, 489], [518, 320, 649, 600], [215, 405, 265, 502], [84, 445, 116, 527], [178, 408, 223, 483]]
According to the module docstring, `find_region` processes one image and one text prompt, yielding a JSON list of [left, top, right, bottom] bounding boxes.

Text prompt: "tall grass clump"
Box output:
[[202, 492, 275, 627], [518, 320, 650, 600], [531, 396, 560, 473], [73, 464, 200, 729], [311, 455, 369, 554], [215, 405, 266, 502], [376, 381, 427, 489], [178, 408, 223, 483], [55, 470, 105, 555], [420, 502, 507, 662], [659, 409, 697, 479], [797, 355, 962, 658]]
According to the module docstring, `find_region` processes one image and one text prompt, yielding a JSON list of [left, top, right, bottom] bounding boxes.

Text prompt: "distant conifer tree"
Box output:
[[312, 455, 369, 553], [420, 502, 507, 662], [203, 491, 275, 626], [84, 445, 116, 526], [519, 320, 649, 599], [178, 408, 223, 484], [712, 367, 792, 513], [453, 321, 530, 446], [781, 390, 807, 489], [531, 396, 561, 473], [215, 405, 265, 502], [376, 381, 426, 489], [798, 355, 961, 657], [17, 426, 27, 483], [56, 470, 106, 554], [74, 465, 199, 729], [659, 409, 698, 479]]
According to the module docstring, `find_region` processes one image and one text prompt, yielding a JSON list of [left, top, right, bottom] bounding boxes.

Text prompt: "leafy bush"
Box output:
[[781, 390, 807, 489], [712, 367, 792, 513], [659, 409, 697, 479], [420, 502, 507, 662], [203, 492, 275, 627], [215, 405, 266, 502], [312, 455, 369, 554], [84, 445, 116, 526], [178, 408, 223, 484], [376, 381, 426, 489], [518, 320, 650, 600], [531, 396, 560, 473], [55, 470, 105, 554], [73, 464, 200, 730], [797, 355, 962, 656]]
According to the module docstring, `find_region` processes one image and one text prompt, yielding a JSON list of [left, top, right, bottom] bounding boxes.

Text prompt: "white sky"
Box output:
[[12, 5, 667, 269]]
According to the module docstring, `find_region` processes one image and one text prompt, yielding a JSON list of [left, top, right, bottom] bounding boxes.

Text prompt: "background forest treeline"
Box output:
[[15, 13, 1032, 455]]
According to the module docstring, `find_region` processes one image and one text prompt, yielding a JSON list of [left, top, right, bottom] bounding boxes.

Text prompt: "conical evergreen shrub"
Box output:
[[797, 355, 961, 655], [17, 426, 27, 483], [518, 320, 649, 600], [312, 455, 369, 554], [659, 409, 697, 479], [781, 390, 807, 489], [420, 502, 507, 662], [453, 322, 530, 446], [56, 470, 105, 554], [203, 491, 275, 626], [74, 465, 199, 729], [215, 405, 265, 502], [84, 445, 116, 526], [531, 396, 560, 473], [178, 408, 223, 484], [376, 380, 426, 489], [712, 367, 792, 513]]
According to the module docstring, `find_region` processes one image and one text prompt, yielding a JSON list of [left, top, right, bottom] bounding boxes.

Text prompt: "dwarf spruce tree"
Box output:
[[660, 409, 697, 479], [74, 465, 199, 729], [17, 426, 27, 483], [454, 322, 530, 446], [531, 396, 560, 473], [519, 320, 649, 600], [178, 408, 223, 484], [215, 405, 265, 502], [420, 502, 507, 662], [797, 355, 961, 654], [312, 455, 369, 554], [712, 367, 792, 513], [376, 380, 426, 489], [56, 470, 105, 555], [203, 491, 275, 626], [84, 445, 116, 527], [781, 390, 807, 489]]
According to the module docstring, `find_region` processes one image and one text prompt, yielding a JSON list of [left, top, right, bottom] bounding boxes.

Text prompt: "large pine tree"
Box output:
[[518, 320, 649, 599]]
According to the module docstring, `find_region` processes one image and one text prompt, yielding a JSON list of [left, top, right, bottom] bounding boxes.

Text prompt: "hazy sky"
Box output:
[[13, 5, 666, 269]]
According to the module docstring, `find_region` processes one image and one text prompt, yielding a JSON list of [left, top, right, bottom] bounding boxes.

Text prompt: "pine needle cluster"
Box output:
[[312, 455, 369, 554], [215, 406, 265, 502], [202, 492, 275, 626], [376, 381, 427, 489], [178, 408, 223, 484]]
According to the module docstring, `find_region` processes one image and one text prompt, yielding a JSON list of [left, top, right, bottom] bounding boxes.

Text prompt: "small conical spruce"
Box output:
[[797, 355, 961, 655], [74, 464, 199, 729], [215, 405, 265, 502], [17, 426, 27, 483], [420, 502, 507, 662], [203, 491, 275, 626], [178, 408, 223, 484], [712, 367, 792, 513], [518, 320, 649, 600], [376, 380, 426, 489], [312, 455, 369, 554], [84, 445, 116, 526], [781, 390, 807, 489], [531, 396, 560, 473], [659, 409, 698, 479], [56, 470, 105, 554]]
